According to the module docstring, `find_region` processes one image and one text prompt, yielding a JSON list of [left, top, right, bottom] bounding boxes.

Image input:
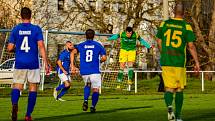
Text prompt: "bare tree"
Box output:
[[186, 0, 215, 80]]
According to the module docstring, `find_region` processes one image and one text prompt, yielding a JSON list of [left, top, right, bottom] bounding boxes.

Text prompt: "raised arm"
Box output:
[[138, 37, 151, 48], [107, 34, 120, 41]]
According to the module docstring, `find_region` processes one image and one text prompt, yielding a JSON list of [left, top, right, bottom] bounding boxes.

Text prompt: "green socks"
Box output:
[[117, 68, 133, 82], [117, 70, 123, 82], [164, 91, 184, 119], [128, 68, 134, 80], [175, 91, 183, 119], [164, 91, 174, 107]]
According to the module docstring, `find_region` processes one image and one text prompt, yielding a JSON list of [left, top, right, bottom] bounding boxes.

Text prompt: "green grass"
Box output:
[[0, 76, 215, 120], [0, 94, 215, 121], [1, 76, 215, 97]]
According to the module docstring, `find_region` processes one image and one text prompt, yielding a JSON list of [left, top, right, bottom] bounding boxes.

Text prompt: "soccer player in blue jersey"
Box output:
[[71, 29, 107, 113], [7, 7, 49, 121], [53, 41, 74, 101]]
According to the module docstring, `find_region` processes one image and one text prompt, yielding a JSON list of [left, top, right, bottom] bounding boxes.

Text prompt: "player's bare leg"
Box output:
[[11, 83, 24, 121]]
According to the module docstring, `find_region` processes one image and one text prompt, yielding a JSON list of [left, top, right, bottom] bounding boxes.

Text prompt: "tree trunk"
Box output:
[[207, 0, 215, 81]]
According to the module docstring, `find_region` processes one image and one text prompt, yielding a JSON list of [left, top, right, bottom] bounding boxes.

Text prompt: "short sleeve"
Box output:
[[58, 52, 65, 61], [156, 21, 165, 39], [9, 27, 16, 44], [185, 24, 196, 42], [36, 26, 44, 41]]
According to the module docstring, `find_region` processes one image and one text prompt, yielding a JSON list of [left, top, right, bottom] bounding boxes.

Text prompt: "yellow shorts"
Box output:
[[162, 66, 186, 89], [119, 49, 136, 62]]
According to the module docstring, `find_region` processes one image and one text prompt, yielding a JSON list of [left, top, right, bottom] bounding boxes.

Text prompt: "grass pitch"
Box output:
[[0, 94, 215, 121]]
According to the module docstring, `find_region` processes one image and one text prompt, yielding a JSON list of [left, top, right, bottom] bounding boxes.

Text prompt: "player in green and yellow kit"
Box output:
[[156, 2, 200, 121], [108, 27, 151, 84]]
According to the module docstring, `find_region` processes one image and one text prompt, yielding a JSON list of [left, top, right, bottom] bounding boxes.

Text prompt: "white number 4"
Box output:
[[86, 50, 93, 62], [21, 36, 30, 52]]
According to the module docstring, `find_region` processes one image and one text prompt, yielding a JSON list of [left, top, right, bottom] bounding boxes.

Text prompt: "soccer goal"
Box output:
[[43, 30, 156, 95]]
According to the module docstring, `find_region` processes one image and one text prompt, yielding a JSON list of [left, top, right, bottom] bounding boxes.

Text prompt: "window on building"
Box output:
[[58, 0, 65, 11]]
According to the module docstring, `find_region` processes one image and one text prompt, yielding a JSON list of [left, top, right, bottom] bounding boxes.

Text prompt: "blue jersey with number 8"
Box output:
[[9, 23, 44, 69], [75, 40, 106, 75]]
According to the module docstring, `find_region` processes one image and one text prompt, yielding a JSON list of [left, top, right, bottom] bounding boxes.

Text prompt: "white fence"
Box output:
[[1, 64, 215, 93], [101, 70, 215, 93]]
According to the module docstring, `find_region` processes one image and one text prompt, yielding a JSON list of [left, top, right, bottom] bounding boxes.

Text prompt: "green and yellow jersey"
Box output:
[[108, 31, 151, 51], [156, 18, 196, 67]]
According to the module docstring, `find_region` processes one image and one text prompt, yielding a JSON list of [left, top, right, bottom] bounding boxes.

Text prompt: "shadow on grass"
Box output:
[[55, 97, 126, 102], [63, 97, 164, 102], [184, 109, 215, 121], [35, 106, 153, 121]]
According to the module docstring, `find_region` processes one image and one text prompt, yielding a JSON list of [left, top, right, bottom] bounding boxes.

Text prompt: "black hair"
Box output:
[[85, 29, 95, 40], [126, 27, 133, 32], [21, 7, 32, 20]]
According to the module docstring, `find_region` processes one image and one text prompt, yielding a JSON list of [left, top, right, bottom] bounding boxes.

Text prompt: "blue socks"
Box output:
[[84, 85, 99, 108], [92, 92, 99, 107], [26, 91, 37, 117], [57, 87, 69, 99], [56, 84, 65, 91], [11, 89, 37, 117], [84, 86, 91, 101], [11, 89, 20, 105]]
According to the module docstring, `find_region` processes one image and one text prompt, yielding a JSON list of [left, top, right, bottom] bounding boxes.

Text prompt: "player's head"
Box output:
[[126, 27, 133, 38], [174, 2, 184, 17], [85, 29, 95, 40], [65, 41, 74, 51], [21, 7, 32, 20]]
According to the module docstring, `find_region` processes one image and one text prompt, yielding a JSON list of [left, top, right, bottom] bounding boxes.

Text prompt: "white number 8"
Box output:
[[20, 36, 30, 52], [86, 50, 93, 62]]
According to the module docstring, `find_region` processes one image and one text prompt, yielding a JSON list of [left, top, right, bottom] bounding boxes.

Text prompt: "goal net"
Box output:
[[45, 31, 154, 95]]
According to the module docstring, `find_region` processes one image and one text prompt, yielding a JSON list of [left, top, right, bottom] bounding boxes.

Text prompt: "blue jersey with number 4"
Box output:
[[75, 40, 106, 75], [9, 23, 43, 69]]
